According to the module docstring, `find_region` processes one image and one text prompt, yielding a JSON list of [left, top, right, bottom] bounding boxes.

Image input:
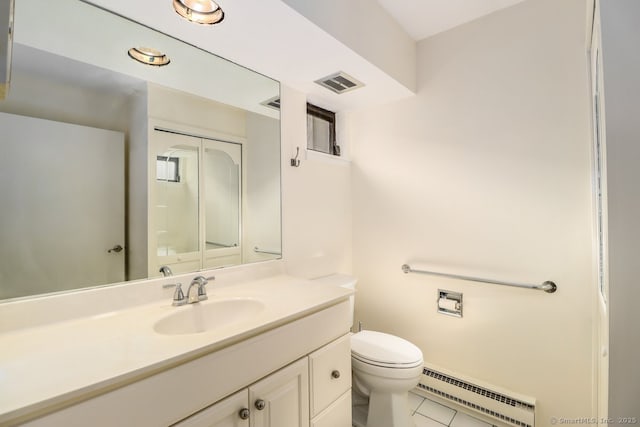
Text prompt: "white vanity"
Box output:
[[0, 268, 353, 426]]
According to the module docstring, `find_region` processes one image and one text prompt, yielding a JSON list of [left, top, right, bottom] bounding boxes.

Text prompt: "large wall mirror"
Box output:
[[0, 0, 281, 301]]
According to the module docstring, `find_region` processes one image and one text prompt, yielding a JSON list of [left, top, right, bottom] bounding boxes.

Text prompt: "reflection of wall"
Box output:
[[0, 70, 133, 132], [147, 83, 247, 139], [127, 87, 150, 280], [155, 150, 199, 254], [346, 0, 593, 422], [246, 112, 282, 262]]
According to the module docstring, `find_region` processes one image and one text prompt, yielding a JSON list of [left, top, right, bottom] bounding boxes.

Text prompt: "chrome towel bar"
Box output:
[[401, 264, 557, 293], [254, 246, 282, 256]]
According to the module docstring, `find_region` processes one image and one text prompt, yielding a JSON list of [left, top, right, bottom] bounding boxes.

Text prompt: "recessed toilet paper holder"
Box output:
[[438, 290, 462, 318]]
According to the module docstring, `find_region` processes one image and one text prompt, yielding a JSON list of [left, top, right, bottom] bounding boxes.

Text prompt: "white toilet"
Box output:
[[312, 274, 424, 427]]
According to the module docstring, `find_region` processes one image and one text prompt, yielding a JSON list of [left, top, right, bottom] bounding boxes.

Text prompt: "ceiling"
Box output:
[[78, 0, 525, 112], [377, 0, 526, 41]]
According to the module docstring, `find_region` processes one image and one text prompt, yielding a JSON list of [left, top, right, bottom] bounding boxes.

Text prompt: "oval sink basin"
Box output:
[[154, 298, 265, 335]]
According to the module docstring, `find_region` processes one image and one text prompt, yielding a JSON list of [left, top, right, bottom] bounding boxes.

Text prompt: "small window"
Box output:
[[307, 103, 340, 156], [156, 156, 180, 182]]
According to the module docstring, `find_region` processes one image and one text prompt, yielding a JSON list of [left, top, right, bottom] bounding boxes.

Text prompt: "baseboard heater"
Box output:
[[418, 367, 536, 427]]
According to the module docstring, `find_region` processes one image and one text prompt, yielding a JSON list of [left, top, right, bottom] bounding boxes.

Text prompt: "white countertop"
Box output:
[[0, 274, 352, 424]]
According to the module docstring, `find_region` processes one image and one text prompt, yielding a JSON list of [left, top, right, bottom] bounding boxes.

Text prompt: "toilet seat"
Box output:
[[352, 352, 422, 369], [351, 331, 423, 369]]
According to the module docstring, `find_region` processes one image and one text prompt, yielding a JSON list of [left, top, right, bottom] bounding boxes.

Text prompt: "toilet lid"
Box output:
[[351, 331, 423, 368]]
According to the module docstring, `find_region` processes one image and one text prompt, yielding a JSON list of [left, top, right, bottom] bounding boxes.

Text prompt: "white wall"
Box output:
[[280, 85, 352, 279], [346, 0, 594, 421], [598, 0, 640, 418]]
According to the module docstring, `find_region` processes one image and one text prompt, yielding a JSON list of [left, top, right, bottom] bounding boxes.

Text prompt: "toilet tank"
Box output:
[[311, 274, 357, 318]]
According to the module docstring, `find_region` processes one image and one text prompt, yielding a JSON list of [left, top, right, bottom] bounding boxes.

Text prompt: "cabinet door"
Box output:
[[309, 334, 351, 417], [172, 390, 249, 427], [250, 358, 310, 427]]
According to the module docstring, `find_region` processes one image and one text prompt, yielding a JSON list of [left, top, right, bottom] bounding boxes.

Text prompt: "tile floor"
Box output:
[[353, 391, 496, 427], [408, 392, 496, 427]]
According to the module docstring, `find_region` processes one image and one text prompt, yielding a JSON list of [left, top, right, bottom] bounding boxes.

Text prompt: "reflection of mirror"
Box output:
[[0, 0, 281, 301]]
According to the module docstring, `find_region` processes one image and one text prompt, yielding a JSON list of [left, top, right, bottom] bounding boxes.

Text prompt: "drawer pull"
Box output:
[[255, 399, 266, 410], [238, 408, 250, 420], [331, 370, 341, 379]]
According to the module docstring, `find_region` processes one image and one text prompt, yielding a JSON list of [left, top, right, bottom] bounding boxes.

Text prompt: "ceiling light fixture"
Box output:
[[127, 47, 170, 67], [173, 0, 225, 25]]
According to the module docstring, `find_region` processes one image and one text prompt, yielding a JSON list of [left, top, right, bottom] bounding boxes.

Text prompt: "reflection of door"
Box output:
[[0, 112, 125, 299]]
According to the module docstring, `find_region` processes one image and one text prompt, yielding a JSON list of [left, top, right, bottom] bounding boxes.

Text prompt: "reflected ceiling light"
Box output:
[[173, 0, 225, 25], [127, 47, 170, 67]]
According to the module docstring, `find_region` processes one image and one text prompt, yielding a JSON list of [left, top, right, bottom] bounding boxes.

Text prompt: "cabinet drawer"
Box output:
[[311, 390, 351, 427], [309, 334, 351, 417]]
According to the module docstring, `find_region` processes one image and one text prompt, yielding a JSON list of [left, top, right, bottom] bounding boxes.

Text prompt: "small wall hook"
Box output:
[[290, 146, 301, 167]]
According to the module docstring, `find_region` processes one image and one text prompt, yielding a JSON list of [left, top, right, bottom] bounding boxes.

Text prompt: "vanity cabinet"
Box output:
[[14, 300, 352, 427], [174, 334, 352, 427], [174, 390, 248, 427], [249, 358, 309, 427], [174, 358, 309, 427]]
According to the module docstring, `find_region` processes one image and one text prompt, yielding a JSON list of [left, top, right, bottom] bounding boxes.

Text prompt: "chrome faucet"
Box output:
[[185, 275, 215, 304], [159, 265, 173, 277]]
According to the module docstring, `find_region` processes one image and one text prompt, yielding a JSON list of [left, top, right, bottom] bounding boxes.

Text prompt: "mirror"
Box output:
[[154, 136, 200, 259], [0, 0, 281, 301], [204, 141, 242, 251]]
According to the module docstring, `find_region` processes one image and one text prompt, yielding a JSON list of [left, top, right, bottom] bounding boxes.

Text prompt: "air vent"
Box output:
[[314, 71, 365, 94], [261, 96, 281, 110]]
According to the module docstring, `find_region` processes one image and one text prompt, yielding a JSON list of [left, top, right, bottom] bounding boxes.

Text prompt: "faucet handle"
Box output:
[[172, 283, 186, 306], [193, 275, 215, 301], [198, 287, 208, 301]]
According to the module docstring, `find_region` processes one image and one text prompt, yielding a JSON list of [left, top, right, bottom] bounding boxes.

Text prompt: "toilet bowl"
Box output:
[[311, 274, 424, 427], [351, 330, 423, 427]]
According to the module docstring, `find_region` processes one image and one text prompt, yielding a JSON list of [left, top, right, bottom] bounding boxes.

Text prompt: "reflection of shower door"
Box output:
[[0, 112, 125, 299], [203, 138, 242, 268]]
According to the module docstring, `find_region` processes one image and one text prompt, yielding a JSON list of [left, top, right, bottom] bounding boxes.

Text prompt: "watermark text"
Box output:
[[550, 417, 637, 425]]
